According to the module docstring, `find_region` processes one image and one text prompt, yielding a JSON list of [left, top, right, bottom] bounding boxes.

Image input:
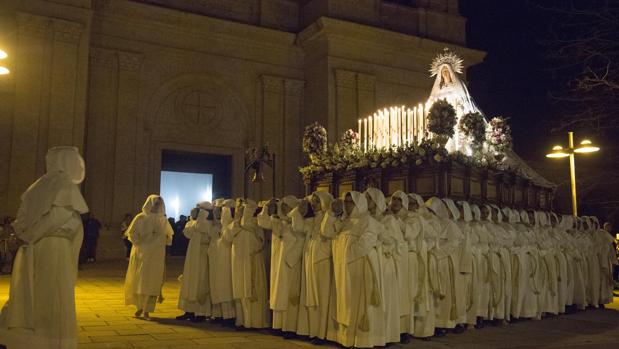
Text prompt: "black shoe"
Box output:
[[400, 333, 411, 343], [310, 338, 327, 345], [175, 312, 195, 320], [0, 344, 6, 349], [191, 315, 207, 323], [453, 324, 466, 333], [282, 331, 296, 339], [434, 328, 447, 337], [475, 317, 485, 329]]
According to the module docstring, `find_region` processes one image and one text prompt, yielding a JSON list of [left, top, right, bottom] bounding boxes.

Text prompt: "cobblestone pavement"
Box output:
[[1, 258, 618, 349]]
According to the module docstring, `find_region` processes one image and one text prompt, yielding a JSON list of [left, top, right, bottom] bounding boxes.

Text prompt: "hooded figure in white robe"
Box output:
[[258, 195, 303, 334], [590, 216, 616, 305], [293, 191, 337, 343], [209, 199, 237, 321], [510, 209, 539, 319], [534, 211, 559, 316], [455, 200, 479, 326], [0, 146, 88, 349], [366, 188, 399, 344], [324, 191, 384, 348], [424, 197, 466, 331], [492, 205, 514, 322], [547, 212, 570, 314], [403, 193, 439, 338], [226, 199, 270, 328], [177, 202, 216, 321], [468, 204, 492, 323], [124, 195, 174, 318]]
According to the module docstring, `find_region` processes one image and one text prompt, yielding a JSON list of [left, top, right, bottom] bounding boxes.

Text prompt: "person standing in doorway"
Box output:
[[121, 213, 133, 261], [84, 213, 102, 263]]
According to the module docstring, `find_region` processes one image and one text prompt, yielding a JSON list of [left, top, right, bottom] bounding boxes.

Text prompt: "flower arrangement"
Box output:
[[459, 112, 486, 149], [339, 129, 360, 150], [486, 116, 512, 156], [427, 99, 457, 145], [302, 122, 328, 160]]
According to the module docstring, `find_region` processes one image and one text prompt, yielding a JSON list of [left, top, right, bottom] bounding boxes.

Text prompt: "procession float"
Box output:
[[300, 49, 555, 209]]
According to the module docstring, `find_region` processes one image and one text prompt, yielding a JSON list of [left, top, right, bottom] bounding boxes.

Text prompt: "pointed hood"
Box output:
[[470, 203, 482, 221], [313, 191, 334, 212], [365, 187, 387, 216], [426, 196, 449, 219], [457, 201, 473, 222]]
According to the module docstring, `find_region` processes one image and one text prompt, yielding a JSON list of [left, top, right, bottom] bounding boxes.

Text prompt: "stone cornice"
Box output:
[[92, 1, 302, 61], [298, 17, 486, 69]]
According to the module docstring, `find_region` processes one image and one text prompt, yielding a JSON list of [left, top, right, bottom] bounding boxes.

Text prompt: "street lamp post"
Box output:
[[546, 131, 599, 216]]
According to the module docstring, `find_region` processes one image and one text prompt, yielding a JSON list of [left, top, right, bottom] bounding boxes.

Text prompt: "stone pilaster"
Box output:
[[334, 69, 357, 137], [112, 51, 143, 221]]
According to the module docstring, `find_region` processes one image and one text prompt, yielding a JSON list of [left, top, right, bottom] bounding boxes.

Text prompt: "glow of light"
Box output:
[[573, 139, 600, 154], [171, 195, 180, 220], [0, 49, 6, 59], [546, 145, 570, 158], [0, 66, 9, 75]]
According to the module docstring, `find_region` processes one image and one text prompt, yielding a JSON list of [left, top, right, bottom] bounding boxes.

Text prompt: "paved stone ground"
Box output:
[[1, 258, 618, 349]]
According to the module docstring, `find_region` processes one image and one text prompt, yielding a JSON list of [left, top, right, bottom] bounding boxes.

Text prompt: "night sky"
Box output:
[[461, 0, 615, 220], [461, 0, 556, 161]]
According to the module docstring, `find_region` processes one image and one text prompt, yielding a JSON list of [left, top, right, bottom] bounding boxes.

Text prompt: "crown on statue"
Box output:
[[429, 48, 464, 77]]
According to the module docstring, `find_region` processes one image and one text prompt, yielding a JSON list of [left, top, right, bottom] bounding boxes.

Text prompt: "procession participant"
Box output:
[[177, 202, 215, 322], [226, 199, 270, 329], [292, 191, 337, 344], [366, 188, 400, 344], [442, 198, 472, 331], [0, 146, 88, 349], [405, 193, 435, 339], [425, 197, 465, 334], [124, 194, 174, 319], [469, 204, 491, 326], [590, 216, 616, 306], [548, 212, 570, 314], [493, 206, 515, 322], [208, 199, 237, 325], [456, 200, 480, 328], [257, 196, 303, 337], [536, 211, 559, 316], [324, 191, 384, 348]]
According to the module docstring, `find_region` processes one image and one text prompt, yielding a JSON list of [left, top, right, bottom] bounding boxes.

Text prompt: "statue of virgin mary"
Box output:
[[427, 49, 484, 154]]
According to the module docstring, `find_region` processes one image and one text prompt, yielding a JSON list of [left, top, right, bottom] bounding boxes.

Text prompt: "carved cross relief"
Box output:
[[180, 89, 217, 126]]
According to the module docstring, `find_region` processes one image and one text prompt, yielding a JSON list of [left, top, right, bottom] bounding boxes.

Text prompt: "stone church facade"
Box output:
[[0, 0, 484, 248]]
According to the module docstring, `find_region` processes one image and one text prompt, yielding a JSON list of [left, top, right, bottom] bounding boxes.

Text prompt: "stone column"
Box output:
[[260, 75, 284, 199], [356, 73, 376, 120]]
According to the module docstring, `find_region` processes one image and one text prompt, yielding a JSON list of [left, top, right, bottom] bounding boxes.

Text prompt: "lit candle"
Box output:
[[364, 118, 368, 152], [369, 116, 373, 149], [358, 119, 361, 144]]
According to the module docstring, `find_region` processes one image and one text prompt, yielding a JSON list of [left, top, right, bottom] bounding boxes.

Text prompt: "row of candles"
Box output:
[[357, 103, 431, 152]]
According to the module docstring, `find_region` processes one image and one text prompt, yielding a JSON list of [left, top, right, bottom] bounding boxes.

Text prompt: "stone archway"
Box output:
[[144, 74, 252, 198]]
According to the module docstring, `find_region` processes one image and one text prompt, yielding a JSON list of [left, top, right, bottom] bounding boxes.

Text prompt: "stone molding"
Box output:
[[284, 78, 304, 96], [334, 69, 356, 88], [17, 13, 50, 39], [261, 75, 284, 93], [118, 51, 143, 71], [52, 18, 84, 44], [90, 47, 116, 68]]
